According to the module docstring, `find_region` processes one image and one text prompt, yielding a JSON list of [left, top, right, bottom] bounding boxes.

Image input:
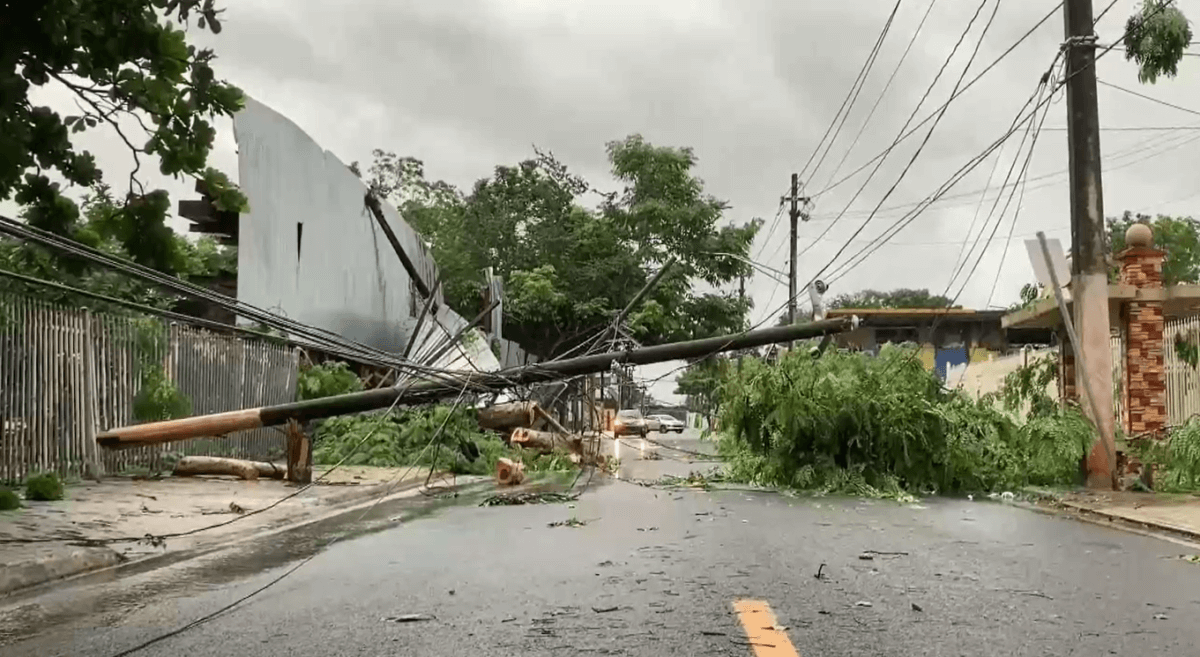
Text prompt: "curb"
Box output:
[[1056, 500, 1200, 543], [0, 474, 488, 601], [1014, 495, 1200, 548], [0, 546, 125, 597]]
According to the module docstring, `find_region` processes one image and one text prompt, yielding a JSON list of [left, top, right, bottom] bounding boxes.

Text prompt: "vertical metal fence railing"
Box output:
[[0, 293, 299, 482]]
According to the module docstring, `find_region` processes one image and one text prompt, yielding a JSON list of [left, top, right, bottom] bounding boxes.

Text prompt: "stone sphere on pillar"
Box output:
[[1126, 222, 1153, 248]]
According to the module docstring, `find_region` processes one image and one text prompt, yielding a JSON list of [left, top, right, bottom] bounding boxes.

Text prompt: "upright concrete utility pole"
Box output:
[[738, 274, 746, 372], [782, 173, 811, 348], [1063, 0, 1116, 489]]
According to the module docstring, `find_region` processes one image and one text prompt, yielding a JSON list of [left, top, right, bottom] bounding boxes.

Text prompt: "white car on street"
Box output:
[[647, 414, 685, 433]]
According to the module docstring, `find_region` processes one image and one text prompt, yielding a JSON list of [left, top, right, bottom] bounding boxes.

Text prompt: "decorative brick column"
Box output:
[[1059, 336, 1078, 404], [1119, 223, 1167, 485]]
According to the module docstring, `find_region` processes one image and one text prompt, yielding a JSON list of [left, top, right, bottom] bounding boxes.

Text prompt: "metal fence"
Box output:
[[0, 293, 299, 482], [1165, 315, 1200, 426]]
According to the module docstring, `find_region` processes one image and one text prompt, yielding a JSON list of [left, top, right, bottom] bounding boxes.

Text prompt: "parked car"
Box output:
[[647, 414, 685, 433], [643, 415, 661, 433], [613, 409, 649, 437]]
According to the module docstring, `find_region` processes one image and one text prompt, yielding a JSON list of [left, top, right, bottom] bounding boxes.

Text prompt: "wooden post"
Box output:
[[286, 419, 312, 484]]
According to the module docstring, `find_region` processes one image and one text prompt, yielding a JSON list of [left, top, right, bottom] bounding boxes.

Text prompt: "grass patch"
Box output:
[[25, 472, 65, 501], [0, 489, 20, 510]]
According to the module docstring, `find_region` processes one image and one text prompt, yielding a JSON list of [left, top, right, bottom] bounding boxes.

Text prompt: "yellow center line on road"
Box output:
[[733, 599, 800, 657]]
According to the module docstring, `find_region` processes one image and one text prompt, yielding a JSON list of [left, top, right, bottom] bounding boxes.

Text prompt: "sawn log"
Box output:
[[172, 456, 285, 480]]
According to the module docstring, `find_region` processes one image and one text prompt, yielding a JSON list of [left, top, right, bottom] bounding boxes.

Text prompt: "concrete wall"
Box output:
[[946, 348, 1057, 400]]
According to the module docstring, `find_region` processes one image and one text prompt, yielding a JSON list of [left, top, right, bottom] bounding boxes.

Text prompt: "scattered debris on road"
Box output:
[[815, 563, 827, 580], [479, 491, 578, 506], [548, 517, 587, 528], [591, 606, 620, 613], [854, 601, 873, 608], [911, 603, 924, 612], [383, 614, 436, 623]]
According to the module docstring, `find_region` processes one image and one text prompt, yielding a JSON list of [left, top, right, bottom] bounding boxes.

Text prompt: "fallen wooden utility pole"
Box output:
[[96, 317, 855, 449]]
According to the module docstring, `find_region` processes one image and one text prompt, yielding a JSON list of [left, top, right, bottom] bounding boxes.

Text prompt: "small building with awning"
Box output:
[[827, 307, 1057, 381]]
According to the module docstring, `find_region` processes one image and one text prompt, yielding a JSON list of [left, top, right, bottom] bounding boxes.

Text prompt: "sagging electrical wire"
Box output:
[[804, 0, 906, 188], [0, 215, 451, 377], [754, 0, 906, 264], [810, 2, 1063, 201], [793, 0, 996, 270], [103, 379, 477, 657], [821, 0, 941, 194], [809, 0, 1001, 292]]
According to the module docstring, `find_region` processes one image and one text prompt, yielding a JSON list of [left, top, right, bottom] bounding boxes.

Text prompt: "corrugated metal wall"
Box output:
[[0, 293, 298, 482], [233, 95, 535, 371]]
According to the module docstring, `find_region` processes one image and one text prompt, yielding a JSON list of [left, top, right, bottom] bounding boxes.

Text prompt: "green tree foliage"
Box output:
[[365, 137, 760, 357], [0, 185, 238, 309], [1, 0, 245, 292], [312, 405, 571, 474], [828, 288, 956, 310], [674, 357, 731, 417], [1124, 1, 1193, 84], [296, 361, 365, 401], [1107, 211, 1200, 285], [717, 347, 1093, 495]]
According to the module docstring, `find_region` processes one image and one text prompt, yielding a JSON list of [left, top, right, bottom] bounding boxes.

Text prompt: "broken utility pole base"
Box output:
[[95, 318, 856, 449]]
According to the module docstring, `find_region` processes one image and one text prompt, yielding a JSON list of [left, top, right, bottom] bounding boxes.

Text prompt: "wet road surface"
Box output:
[[5, 432, 1200, 656]]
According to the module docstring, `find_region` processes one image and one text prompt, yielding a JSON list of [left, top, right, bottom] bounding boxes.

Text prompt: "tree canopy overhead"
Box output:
[[2, 0, 245, 279], [1108, 211, 1200, 286], [828, 288, 956, 311], [1124, 0, 1193, 84], [363, 135, 760, 358]]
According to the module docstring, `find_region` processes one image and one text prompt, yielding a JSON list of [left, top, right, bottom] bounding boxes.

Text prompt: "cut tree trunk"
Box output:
[[477, 401, 539, 431], [496, 457, 525, 485], [286, 419, 313, 484], [510, 428, 582, 454], [173, 456, 284, 480]]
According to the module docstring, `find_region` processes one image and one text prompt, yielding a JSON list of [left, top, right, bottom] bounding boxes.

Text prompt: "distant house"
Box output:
[[827, 308, 1056, 381]]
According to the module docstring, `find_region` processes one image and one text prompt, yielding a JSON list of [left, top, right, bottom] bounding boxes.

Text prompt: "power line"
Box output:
[[811, 121, 1200, 220], [1097, 78, 1200, 117], [811, 0, 1001, 288], [104, 381, 477, 657], [754, 0, 906, 262], [788, 0, 995, 274], [811, 2, 1064, 201], [1041, 125, 1200, 131], [799, 0, 905, 185], [822, 0, 939, 192]]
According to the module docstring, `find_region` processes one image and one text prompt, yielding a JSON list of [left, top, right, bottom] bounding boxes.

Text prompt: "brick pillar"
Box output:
[[1119, 223, 1167, 483], [1059, 336, 1078, 404]]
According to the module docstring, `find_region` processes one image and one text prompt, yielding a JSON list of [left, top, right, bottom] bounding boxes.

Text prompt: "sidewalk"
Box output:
[[1042, 489, 1200, 542], [0, 464, 455, 596]]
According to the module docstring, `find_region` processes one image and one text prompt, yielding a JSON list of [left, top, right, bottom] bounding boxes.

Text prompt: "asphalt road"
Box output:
[[5, 431, 1200, 656]]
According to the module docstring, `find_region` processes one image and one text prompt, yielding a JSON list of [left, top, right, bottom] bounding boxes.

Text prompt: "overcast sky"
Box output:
[[16, 0, 1200, 404]]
